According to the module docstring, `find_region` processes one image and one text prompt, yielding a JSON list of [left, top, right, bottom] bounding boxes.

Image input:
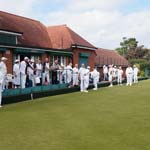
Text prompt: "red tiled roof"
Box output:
[[47, 25, 95, 49], [0, 11, 52, 48], [95, 48, 129, 66]]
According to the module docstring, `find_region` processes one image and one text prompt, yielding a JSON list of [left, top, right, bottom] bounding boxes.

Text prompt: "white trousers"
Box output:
[[73, 74, 78, 85], [42, 72, 50, 84], [103, 73, 108, 80], [133, 74, 138, 83], [80, 78, 86, 91], [117, 75, 122, 84], [67, 74, 72, 84], [21, 73, 26, 89], [93, 78, 99, 89], [84, 76, 89, 89], [127, 74, 133, 85], [1, 75, 6, 90]]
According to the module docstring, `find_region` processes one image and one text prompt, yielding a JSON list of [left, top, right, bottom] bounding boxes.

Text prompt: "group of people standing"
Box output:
[[0, 55, 140, 107], [103, 64, 139, 87], [12, 57, 100, 90]]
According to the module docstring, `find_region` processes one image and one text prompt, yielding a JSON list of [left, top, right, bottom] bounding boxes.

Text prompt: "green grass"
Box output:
[[0, 80, 150, 150]]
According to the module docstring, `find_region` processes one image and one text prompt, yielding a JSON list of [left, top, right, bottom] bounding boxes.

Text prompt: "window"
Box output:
[[0, 33, 17, 45], [50, 55, 67, 66]]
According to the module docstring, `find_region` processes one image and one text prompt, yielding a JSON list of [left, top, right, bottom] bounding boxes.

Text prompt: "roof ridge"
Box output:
[[47, 24, 67, 28], [65, 26, 74, 44], [0, 11, 40, 23], [66, 26, 95, 47], [98, 48, 114, 51]]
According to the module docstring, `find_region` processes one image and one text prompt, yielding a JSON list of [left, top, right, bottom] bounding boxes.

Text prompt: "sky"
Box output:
[[0, 0, 150, 49]]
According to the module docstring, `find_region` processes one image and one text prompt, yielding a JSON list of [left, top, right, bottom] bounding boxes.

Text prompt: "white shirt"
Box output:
[[103, 66, 108, 74], [66, 65, 72, 75], [133, 67, 139, 75], [45, 62, 49, 73], [113, 67, 117, 76], [108, 67, 113, 76], [117, 69, 123, 76], [84, 69, 90, 79], [73, 67, 79, 74], [0, 61, 7, 75], [0, 71, 3, 83], [91, 69, 100, 80], [20, 60, 26, 74], [27, 63, 34, 75], [13, 63, 20, 75], [126, 67, 133, 76], [79, 67, 86, 80], [36, 63, 42, 76]]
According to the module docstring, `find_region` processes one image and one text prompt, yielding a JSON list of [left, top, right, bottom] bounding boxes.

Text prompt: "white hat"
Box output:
[[24, 57, 29, 60], [30, 59, 34, 62], [15, 59, 19, 63], [1, 57, 7, 61]]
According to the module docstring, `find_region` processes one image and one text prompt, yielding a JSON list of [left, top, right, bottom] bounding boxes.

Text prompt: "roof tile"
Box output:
[[47, 25, 95, 49], [0, 11, 52, 48], [95, 48, 129, 66]]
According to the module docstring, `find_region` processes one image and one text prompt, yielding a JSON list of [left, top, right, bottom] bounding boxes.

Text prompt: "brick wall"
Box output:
[[72, 48, 96, 70], [41, 53, 48, 62], [3, 49, 13, 73], [0, 52, 2, 58]]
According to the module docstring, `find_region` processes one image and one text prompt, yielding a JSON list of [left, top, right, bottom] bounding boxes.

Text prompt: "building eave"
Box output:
[[0, 29, 23, 36], [71, 44, 97, 51], [0, 44, 73, 55]]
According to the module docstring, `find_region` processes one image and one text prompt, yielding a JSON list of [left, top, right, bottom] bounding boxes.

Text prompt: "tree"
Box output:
[[115, 37, 147, 60], [116, 37, 150, 77], [143, 49, 150, 61]]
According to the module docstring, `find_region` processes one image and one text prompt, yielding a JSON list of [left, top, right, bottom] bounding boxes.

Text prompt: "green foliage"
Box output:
[[140, 61, 150, 70], [129, 59, 150, 76], [129, 59, 147, 65], [139, 70, 145, 77], [115, 47, 124, 55], [116, 37, 150, 60]]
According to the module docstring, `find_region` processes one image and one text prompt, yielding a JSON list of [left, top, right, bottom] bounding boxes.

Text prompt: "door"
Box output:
[[79, 53, 90, 68], [79, 56, 89, 68]]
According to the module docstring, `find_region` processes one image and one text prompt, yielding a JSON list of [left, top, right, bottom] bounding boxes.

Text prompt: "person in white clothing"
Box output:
[[57, 64, 64, 84], [66, 63, 73, 86], [108, 65, 113, 87], [117, 66, 123, 85], [51, 60, 60, 84], [42, 58, 50, 85], [72, 64, 79, 86], [84, 66, 90, 92], [91, 67, 100, 90], [133, 65, 139, 83], [79, 64, 87, 92], [13, 59, 20, 88], [36, 59, 42, 85], [126, 65, 133, 86], [0, 57, 8, 91], [113, 66, 118, 81], [20, 57, 29, 89], [62, 65, 67, 83], [103, 65, 108, 81], [27, 59, 35, 87]]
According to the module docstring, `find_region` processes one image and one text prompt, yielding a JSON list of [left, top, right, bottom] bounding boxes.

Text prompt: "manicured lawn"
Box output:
[[0, 80, 150, 150]]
